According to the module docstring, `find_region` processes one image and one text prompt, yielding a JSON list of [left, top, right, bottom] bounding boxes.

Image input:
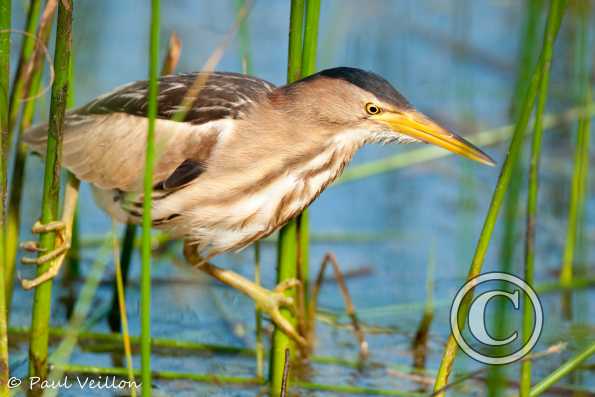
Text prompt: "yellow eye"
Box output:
[[365, 103, 381, 115]]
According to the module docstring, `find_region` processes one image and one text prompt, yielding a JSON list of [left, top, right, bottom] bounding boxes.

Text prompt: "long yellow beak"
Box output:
[[373, 110, 495, 166]]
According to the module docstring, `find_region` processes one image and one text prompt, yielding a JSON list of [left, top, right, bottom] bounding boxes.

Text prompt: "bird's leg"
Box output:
[[20, 175, 80, 290], [183, 242, 308, 348]]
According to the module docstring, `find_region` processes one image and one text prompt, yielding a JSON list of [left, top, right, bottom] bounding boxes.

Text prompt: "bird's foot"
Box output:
[[20, 220, 71, 290], [251, 278, 307, 348], [183, 242, 308, 347]]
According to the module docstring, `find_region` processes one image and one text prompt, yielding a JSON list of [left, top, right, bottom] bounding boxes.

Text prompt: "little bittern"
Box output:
[[23, 67, 493, 345]]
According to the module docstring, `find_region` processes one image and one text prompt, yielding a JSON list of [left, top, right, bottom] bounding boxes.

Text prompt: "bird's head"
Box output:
[[278, 67, 494, 166]]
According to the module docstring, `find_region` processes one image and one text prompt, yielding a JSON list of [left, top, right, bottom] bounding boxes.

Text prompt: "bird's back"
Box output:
[[78, 72, 276, 124], [25, 71, 276, 190]]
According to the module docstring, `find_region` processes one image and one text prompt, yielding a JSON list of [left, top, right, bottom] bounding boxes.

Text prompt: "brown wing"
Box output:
[[79, 71, 276, 124], [25, 72, 276, 191]]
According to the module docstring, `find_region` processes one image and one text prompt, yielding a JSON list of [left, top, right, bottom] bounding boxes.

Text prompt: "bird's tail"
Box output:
[[24, 111, 94, 157], [23, 121, 49, 156]]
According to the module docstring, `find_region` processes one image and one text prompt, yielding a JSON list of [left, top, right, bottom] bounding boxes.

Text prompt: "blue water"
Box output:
[[7, 0, 595, 396]]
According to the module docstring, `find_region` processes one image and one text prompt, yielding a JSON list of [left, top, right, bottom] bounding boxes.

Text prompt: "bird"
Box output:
[[22, 66, 494, 346]]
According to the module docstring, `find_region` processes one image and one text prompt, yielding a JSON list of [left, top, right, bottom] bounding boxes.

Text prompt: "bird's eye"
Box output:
[[365, 103, 381, 115]]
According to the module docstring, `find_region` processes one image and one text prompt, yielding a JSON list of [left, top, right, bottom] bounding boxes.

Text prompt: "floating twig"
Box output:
[[310, 253, 368, 359], [280, 348, 291, 397]]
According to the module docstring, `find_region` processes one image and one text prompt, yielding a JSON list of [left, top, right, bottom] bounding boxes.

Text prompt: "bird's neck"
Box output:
[[269, 128, 365, 224]]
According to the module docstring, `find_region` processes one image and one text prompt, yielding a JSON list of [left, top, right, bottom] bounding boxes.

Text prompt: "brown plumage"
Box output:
[[23, 67, 494, 345], [25, 67, 493, 256]]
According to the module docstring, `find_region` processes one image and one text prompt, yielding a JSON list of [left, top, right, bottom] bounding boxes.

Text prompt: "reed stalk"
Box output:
[[235, 0, 252, 74], [270, 220, 298, 394], [411, 245, 434, 372], [295, 0, 320, 318], [286, 0, 304, 84], [432, 1, 566, 394], [0, 0, 9, 232], [0, 0, 11, 394], [108, 224, 136, 331], [109, 32, 180, 333], [61, 53, 79, 290], [520, 3, 559, 394], [270, 1, 305, 393], [27, 0, 72, 388], [6, 0, 42, 138], [160, 32, 181, 76], [559, 0, 591, 311], [488, 4, 542, 394], [529, 340, 595, 396], [140, 0, 160, 394], [5, 0, 57, 310], [111, 223, 137, 397], [44, 239, 111, 397], [253, 241, 264, 378]]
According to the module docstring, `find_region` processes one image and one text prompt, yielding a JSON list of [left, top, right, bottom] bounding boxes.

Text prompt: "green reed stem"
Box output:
[[412, 245, 435, 371], [5, 0, 56, 311], [286, 0, 304, 84], [296, 0, 320, 318], [62, 51, 79, 287], [235, 0, 253, 75], [0, 0, 10, 233], [300, 0, 319, 75], [253, 241, 264, 378], [140, 0, 160, 395], [560, 2, 591, 294], [0, 0, 11, 394], [111, 223, 137, 397], [488, 4, 542, 395], [529, 341, 595, 396], [271, 222, 298, 394], [110, 30, 182, 333], [44, 239, 111, 397], [432, 1, 566, 394], [108, 224, 136, 331], [520, 2, 559, 394], [108, 30, 179, 332], [7, 0, 42, 139], [270, 1, 305, 395], [28, 0, 73, 386]]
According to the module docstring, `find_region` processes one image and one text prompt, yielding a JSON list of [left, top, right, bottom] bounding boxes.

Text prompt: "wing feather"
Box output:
[[80, 71, 275, 124], [24, 71, 276, 192], [26, 113, 229, 191]]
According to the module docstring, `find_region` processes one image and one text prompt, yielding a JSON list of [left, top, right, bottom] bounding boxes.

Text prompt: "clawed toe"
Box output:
[[21, 244, 69, 265], [19, 220, 71, 290], [274, 278, 301, 294], [31, 220, 65, 234], [20, 241, 45, 252], [254, 281, 307, 347]]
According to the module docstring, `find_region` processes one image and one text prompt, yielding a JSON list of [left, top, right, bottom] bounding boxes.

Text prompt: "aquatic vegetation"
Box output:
[[0, 1, 592, 396]]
